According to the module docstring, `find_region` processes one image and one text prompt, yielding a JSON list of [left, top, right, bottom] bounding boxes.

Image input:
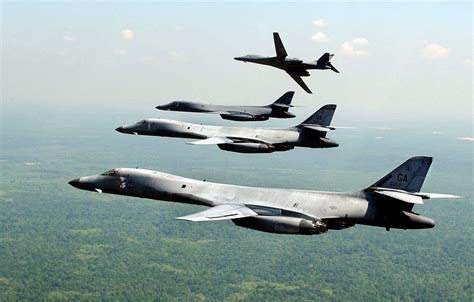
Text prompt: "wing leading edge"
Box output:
[[187, 137, 233, 145], [188, 135, 280, 145], [287, 72, 312, 94], [177, 204, 258, 221]]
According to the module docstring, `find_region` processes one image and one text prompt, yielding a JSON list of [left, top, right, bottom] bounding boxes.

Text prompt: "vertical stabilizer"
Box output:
[[299, 104, 336, 127], [271, 91, 295, 107], [273, 32, 288, 59], [317, 52, 333, 64], [370, 156, 433, 192], [317, 53, 339, 73]]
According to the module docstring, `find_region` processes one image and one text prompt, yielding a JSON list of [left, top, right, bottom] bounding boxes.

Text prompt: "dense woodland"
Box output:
[[0, 105, 472, 301]]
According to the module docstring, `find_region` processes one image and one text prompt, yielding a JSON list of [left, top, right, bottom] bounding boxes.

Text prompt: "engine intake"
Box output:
[[233, 216, 328, 235]]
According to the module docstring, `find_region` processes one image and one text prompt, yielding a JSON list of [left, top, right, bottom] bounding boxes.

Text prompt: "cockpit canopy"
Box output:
[[101, 169, 118, 176]]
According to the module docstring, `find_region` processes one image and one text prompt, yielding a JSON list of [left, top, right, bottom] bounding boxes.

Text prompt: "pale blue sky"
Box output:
[[2, 1, 472, 123]]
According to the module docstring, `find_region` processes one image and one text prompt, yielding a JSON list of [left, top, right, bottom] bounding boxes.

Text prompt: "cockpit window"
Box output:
[[101, 169, 117, 176], [140, 120, 146, 124]]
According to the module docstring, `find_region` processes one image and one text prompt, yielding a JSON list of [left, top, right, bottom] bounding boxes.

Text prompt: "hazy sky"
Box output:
[[2, 1, 472, 122]]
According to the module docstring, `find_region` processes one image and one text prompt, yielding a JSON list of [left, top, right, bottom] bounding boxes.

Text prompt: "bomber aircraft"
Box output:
[[234, 32, 339, 94], [156, 91, 296, 122], [116, 104, 339, 153], [69, 156, 459, 235]]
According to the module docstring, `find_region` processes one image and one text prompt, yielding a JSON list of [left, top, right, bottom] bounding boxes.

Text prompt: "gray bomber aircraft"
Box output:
[[156, 91, 296, 122], [234, 32, 339, 94], [69, 156, 459, 235], [116, 104, 338, 153]]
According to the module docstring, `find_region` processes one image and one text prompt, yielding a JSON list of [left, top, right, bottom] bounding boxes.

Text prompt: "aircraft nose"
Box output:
[[68, 178, 81, 188], [115, 126, 124, 133], [234, 56, 245, 61]]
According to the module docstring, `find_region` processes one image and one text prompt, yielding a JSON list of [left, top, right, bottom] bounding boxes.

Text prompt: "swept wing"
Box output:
[[176, 204, 258, 221], [187, 137, 233, 145], [287, 72, 312, 94], [188, 135, 280, 145]]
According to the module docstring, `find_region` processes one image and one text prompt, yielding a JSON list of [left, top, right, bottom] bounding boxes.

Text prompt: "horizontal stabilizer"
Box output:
[[300, 124, 335, 132], [413, 192, 461, 200], [187, 137, 233, 145], [331, 126, 356, 129], [374, 190, 424, 204], [328, 62, 339, 73], [271, 103, 293, 109], [176, 204, 258, 222]]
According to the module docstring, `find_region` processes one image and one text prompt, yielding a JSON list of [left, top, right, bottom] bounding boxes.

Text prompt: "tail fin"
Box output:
[[317, 53, 339, 73], [270, 91, 294, 108], [369, 156, 433, 192], [273, 32, 287, 59], [299, 104, 336, 126], [317, 52, 333, 64]]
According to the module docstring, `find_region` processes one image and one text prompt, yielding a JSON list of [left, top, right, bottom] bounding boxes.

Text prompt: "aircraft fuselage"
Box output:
[[69, 168, 435, 233], [156, 102, 295, 120], [234, 55, 328, 72], [115, 118, 339, 150]]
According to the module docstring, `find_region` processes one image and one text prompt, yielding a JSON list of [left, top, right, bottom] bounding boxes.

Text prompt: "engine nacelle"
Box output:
[[220, 114, 269, 121], [233, 216, 328, 235], [218, 143, 275, 153], [319, 137, 339, 148]]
